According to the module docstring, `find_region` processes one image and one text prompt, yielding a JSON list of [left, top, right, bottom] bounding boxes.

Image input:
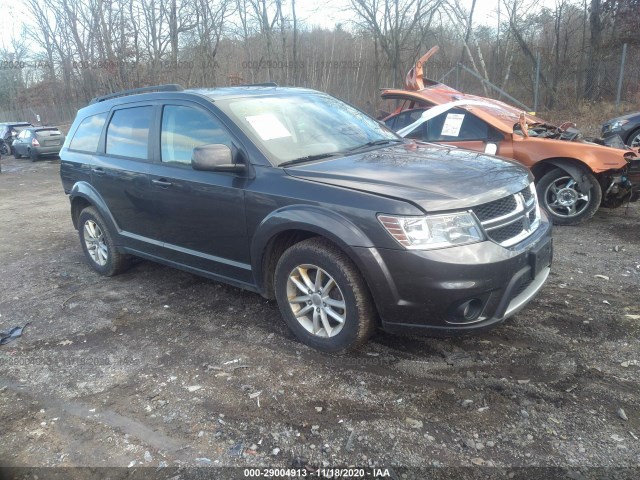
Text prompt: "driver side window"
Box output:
[[161, 105, 232, 166], [385, 109, 428, 131], [417, 110, 500, 142]]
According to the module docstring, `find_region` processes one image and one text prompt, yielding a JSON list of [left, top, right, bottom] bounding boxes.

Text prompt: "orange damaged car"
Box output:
[[382, 47, 640, 225]]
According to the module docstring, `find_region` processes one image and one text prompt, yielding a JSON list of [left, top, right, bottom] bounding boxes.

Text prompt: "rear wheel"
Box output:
[[78, 206, 130, 276], [537, 168, 601, 225], [0, 142, 10, 156], [274, 237, 376, 353]]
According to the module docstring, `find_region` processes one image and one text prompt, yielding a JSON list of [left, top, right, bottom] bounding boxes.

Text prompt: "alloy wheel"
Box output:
[[544, 175, 590, 218], [286, 264, 346, 338], [83, 220, 108, 266]]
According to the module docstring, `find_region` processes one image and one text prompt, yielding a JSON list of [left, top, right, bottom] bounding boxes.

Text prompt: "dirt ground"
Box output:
[[0, 155, 639, 477]]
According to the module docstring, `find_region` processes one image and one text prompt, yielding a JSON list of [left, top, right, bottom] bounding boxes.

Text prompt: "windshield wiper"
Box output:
[[279, 139, 404, 166], [279, 153, 339, 167], [346, 138, 405, 153]]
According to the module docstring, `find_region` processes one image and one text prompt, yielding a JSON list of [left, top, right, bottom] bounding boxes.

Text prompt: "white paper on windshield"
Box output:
[[440, 113, 465, 137], [245, 114, 292, 141]]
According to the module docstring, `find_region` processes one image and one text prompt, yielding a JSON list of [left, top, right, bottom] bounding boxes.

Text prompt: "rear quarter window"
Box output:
[[69, 113, 108, 152]]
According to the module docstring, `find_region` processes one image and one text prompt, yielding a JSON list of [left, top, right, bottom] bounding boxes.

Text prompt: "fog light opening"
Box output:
[[456, 299, 483, 322]]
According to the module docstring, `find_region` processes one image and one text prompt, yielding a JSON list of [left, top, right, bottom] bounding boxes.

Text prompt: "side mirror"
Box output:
[[191, 144, 244, 173]]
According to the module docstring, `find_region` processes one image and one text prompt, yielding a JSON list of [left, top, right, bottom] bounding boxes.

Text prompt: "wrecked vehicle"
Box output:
[[382, 47, 640, 225]]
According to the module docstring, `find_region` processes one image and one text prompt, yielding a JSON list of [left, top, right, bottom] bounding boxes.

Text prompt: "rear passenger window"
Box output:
[[69, 113, 108, 152], [161, 105, 231, 165], [106, 106, 153, 159]]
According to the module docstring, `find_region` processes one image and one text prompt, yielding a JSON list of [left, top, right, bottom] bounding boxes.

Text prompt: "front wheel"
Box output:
[[626, 128, 640, 148], [0, 143, 10, 156], [536, 168, 601, 225], [274, 238, 377, 353], [77, 206, 130, 276]]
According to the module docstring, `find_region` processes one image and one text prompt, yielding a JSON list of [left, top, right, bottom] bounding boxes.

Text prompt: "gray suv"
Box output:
[[60, 84, 552, 352]]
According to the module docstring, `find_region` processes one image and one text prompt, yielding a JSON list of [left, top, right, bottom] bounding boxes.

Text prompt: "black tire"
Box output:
[[0, 143, 10, 156], [626, 127, 640, 148], [274, 237, 377, 353], [29, 148, 38, 162], [14, 148, 21, 159], [77, 206, 130, 276], [536, 167, 601, 225]]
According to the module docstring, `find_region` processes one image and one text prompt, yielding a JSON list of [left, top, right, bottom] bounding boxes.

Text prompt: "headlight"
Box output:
[[530, 182, 541, 228], [611, 120, 629, 131], [378, 212, 484, 250]]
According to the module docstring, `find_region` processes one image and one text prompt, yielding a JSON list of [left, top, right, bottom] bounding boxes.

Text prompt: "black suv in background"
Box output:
[[601, 111, 640, 148], [60, 84, 553, 352]]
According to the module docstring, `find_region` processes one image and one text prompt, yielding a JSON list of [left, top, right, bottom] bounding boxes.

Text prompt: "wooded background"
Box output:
[[0, 0, 638, 128]]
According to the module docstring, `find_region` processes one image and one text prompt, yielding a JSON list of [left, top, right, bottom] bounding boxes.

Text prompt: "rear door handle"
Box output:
[[91, 167, 105, 176], [152, 178, 173, 187]]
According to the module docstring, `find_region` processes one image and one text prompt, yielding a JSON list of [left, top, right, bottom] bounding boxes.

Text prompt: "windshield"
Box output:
[[215, 92, 399, 166]]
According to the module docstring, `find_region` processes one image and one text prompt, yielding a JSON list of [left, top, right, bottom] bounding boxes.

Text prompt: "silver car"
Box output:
[[12, 127, 66, 161]]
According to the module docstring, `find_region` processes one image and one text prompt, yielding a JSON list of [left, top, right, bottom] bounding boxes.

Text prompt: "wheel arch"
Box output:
[[530, 157, 598, 191], [625, 126, 640, 147], [69, 181, 119, 233], [251, 206, 375, 299]]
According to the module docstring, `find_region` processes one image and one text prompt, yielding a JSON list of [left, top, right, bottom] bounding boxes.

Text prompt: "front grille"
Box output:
[[489, 220, 525, 244], [472, 185, 539, 247], [473, 195, 517, 222]]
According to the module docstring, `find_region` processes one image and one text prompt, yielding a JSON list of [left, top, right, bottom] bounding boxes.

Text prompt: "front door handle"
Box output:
[[152, 178, 173, 187], [91, 167, 105, 176]]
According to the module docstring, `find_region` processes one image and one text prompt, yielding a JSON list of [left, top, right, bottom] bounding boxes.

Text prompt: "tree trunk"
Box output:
[[583, 0, 602, 99]]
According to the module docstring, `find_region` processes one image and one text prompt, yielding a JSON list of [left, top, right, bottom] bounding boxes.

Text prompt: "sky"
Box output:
[[0, 0, 560, 51], [294, 0, 558, 30]]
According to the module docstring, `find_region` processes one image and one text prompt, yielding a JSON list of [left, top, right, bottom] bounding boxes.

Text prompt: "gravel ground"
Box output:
[[0, 155, 639, 477]]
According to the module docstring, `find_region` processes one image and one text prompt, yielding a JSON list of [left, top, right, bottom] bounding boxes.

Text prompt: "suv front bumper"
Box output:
[[353, 212, 553, 336]]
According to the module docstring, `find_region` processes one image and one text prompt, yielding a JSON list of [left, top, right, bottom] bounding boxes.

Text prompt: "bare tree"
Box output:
[[349, 0, 441, 86], [584, 0, 603, 99]]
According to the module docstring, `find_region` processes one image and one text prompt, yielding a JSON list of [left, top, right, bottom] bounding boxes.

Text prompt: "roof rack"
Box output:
[[238, 82, 279, 88], [89, 84, 184, 104]]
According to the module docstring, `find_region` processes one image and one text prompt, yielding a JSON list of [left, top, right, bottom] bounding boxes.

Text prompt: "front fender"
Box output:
[[70, 181, 119, 234], [250, 205, 376, 293], [544, 159, 595, 191]]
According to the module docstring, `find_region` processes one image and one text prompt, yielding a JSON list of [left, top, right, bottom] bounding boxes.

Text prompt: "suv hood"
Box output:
[[284, 143, 531, 212]]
